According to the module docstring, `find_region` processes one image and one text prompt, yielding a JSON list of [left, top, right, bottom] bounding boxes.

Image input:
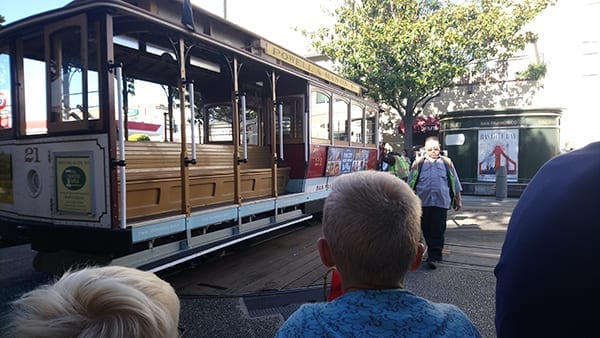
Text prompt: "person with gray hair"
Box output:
[[276, 171, 480, 337], [408, 136, 462, 269], [5, 265, 180, 338]]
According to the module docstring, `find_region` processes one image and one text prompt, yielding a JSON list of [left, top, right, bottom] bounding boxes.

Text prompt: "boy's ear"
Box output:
[[408, 243, 425, 271], [317, 237, 336, 267]]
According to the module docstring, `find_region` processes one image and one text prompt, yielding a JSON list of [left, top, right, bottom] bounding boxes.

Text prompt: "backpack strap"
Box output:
[[408, 158, 425, 189], [440, 156, 458, 208]]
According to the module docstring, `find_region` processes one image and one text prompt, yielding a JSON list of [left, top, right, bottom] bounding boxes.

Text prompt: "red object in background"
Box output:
[[367, 149, 378, 170], [399, 116, 440, 135], [0, 115, 8, 128], [0, 92, 7, 110], [307, 145, 328, 178], [127, 120, 162, 133], [328, 268, 344, 301], [479, 144, 518, 175]]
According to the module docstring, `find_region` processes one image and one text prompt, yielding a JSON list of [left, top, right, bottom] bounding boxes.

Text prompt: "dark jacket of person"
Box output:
[[495, 142, 600, 337]]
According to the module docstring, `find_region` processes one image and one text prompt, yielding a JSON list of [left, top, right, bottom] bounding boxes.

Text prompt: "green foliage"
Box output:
[[128, 134, 151, 142], [0, 15, 5, 27], [307, 0, 555, 149], [516, 62, 547, 80]]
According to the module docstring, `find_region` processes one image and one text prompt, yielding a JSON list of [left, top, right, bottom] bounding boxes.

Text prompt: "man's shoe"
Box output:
[[426, 258, 440, 270]]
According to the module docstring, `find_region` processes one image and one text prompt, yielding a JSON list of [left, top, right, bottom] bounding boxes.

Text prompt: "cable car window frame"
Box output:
[[365, 107, 378, 146], [44, 14, 102, 134], [350, 102, 365, 146], [0, 45, 13, 138], [277, 95, 305, 144], [310, 90, 330, 142], [332, 96, 349, 145]]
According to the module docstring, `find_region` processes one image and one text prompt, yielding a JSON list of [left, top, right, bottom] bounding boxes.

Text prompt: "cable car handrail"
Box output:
[[115, 65, 127, 229]]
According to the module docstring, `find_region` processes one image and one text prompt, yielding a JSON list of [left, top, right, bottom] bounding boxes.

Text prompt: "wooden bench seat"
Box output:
[[119, 142, 289, 220]]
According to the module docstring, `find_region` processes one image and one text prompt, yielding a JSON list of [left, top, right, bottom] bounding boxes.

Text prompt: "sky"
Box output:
[[2, 0, 69, 24], [2, 0, 339, 55]]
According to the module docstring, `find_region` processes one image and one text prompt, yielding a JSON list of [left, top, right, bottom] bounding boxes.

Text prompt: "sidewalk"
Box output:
[[176, 196, 518, 338]]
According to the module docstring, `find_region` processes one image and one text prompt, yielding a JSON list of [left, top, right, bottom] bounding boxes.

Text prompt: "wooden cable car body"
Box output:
[[0, 0, 380, 272]]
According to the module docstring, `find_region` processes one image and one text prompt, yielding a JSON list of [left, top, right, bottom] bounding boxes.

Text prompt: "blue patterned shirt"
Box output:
[[276, 289, 480, 337]]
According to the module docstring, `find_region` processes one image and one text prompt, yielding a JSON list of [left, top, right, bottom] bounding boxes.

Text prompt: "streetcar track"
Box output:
[[195, 282, 229, 290], [432, 260, 496, 272], [445, 242, 502, 251], [436, 241, 502, 271]]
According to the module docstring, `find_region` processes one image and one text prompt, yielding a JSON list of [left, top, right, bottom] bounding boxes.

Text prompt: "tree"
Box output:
[[308, 0, 556, 151]]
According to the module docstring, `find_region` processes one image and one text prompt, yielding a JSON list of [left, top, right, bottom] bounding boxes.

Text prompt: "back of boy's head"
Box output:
[[7, 265, 180, 338], [322, 171, 422, 285]]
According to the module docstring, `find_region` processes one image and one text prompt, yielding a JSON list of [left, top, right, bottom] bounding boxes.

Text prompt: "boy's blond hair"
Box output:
[[7, 266, 180, 338], [322, 171, 422, 285]]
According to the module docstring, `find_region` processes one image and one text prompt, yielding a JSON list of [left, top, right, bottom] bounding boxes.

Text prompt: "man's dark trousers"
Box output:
[[422, 206, 448, 261]]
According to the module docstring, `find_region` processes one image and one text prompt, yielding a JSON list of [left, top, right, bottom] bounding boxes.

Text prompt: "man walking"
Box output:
[[408, 136, 462, 269]]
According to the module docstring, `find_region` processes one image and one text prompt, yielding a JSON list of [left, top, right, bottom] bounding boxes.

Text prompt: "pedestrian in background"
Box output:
[[6, 266, 181, 338], [276, 171, 480, 337], [495, 141, 600, 337], [408, 136, 462, 269], [401, 148, 412, 165], [379, 142, 395, 172], [389, 150, 411, 181]]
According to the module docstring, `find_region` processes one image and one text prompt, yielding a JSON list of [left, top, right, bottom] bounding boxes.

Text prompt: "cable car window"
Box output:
[[24, 58, 47, 135], [366, 108, 377, 145], [333, 98, 348, 142], [0, 48, 11, 131], [206, 104, 232, 142], [310, 91, 329, 140], [351, 103, 363, 144], [244, 107, 258, 145], [276, 105, 292, 136], [277, 96, 304, 143], [49, 27, 85, 122], [45, 14, 101, 132]]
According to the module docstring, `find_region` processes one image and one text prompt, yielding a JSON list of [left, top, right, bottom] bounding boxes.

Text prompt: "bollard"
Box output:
[[496, 165, 507, 200]]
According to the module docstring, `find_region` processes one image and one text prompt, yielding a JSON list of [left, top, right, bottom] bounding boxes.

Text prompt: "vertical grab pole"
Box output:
[[188, 81, 197, 163], [115, 66, 126, 229], [239, 93, 248, 162], [277, 101, 284, 160], [270, 72, 278, 198], [232, 56, 241, 205], [239, 92, 247, 161], [304, 110, 309, 163], [178, 37, 191, 215]]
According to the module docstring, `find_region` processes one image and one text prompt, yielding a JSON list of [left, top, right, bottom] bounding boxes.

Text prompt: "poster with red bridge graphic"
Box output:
[[477, 129, 519, 182]]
